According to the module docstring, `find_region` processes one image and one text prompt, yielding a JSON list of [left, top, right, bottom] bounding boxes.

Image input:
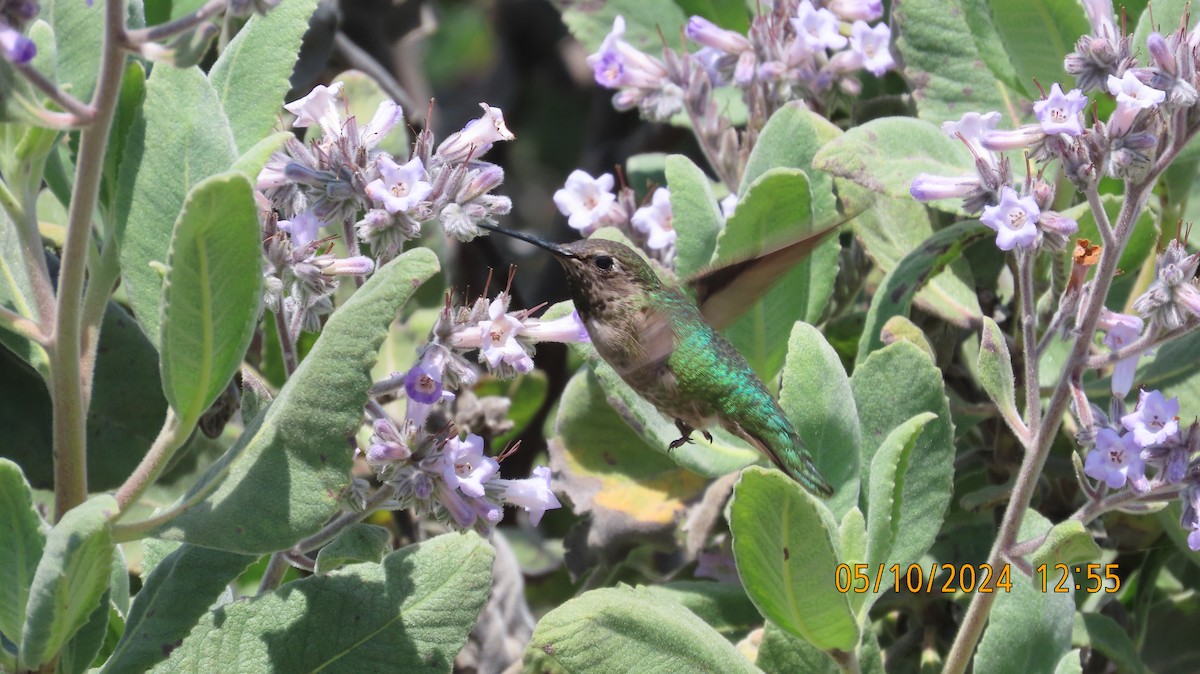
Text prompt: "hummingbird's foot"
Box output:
[[702, 430, 713, 443], [669, 419, 696, 451]]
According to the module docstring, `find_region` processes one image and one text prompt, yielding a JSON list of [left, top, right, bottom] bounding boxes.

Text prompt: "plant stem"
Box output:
[[124, 0, 227, 45], [12, 60, 95, 122], [49, 0, 127, 521], [78, 240, 123, 406], [1017, 250, 1041, 432], [941, 182, 1152, 674], [274, 308, 298, 375], [113, 408, 189, 511]]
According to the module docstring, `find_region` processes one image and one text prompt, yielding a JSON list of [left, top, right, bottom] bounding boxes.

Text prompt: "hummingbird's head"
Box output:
[[473, 223, 662, 321]]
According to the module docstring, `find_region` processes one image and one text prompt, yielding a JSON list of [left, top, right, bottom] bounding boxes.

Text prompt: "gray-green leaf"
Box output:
[[0, 459, 46, 647]]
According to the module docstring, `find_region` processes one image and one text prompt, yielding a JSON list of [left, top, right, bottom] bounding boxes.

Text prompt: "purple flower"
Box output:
[[1099, 309, 1144, 399], [365, 156, 432, 214], [315, 255, 375, 276], [1081, 0, 1117, 41], [980, 187, 1040, 251], [586, 16, 669, 90], [284, 82, 344, 138], [435, 103, 515, 162], [1107, 72, 1165, 136], [0, 21, 35, 64], [277, 209, 325, 249], [631, 187, 676, 250], [1181, 482, 1200, 550], [1085, 428, 1147, 489], [685, 16, 750, 54], [522, 309, 591, 344], [440, 433, 499, 498], [404, 362, 445, 404], [553, 170, 617, 234], [1034, 83, 1087, 135], [496, 466, 561, 526], [848, 21, 894, 76], [1121, 389, 1180, 447], [365, 417, 411, 463], [909, 174, 982, 202], [791, 1, 848, 53]]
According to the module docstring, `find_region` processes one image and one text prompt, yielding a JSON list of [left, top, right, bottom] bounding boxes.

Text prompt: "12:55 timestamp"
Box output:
[[1036, 563, 1120, 593]]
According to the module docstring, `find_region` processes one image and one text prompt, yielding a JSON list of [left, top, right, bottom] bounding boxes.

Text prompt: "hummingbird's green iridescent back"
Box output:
[[552, 238, 834, 497]]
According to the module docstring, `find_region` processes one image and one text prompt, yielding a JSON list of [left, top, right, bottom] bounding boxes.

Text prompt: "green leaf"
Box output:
[[0, 201, 49, 375], [101, 61, 147, 220], [42, 0, 104, 102], [851, 342, 954, 571], [101, 545, 255, 674], [20, 495, 117, 670], [567, 360, 760, 478], [986, 0, 1089, 100], [977, 317, 1019, 423], [856, 220, 991, 366], [638, 581, 761, 640], [0, 459, 46, 646], [159, 172, 261, 427], [229, 131, 292, 181], [524, 585, 757, 673], [813, 117, 974, 205], [55, 589, 110, 674], [777, 323, 861, 518], [473, 371, 549, 448], [116, 65, 239, 339], [149, 249, 439, 553], [717, 169, 839, 382], [841, 184, 983, 322], [1131, 0, 1190, 66], [893, 0, 1024, 124], [865, 413, 937, 600], [974, 511, 1074, 674], [757, 622, 884, 674], [313, 523, 392, 575], [153, 533, 494, 673], [729, 467, 857, 651], [667, 154, 724, 279], [559, 0, 687, 54], [551, 368, 711, 547], [1055, 649, 1083, 674], [208, 0, 319, 153], [1029, 520, 1103, 570], [741, 103, 839, 221], [1072, 613, 1147, 674], [674, 0, 749, 33]]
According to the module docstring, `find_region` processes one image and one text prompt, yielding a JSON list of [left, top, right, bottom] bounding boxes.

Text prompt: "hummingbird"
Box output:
[[475, 220, 843, 497]]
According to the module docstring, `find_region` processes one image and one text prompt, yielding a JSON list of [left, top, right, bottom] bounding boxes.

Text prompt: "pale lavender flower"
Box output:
[[981, 125, 1047, 151], [631, 187, 676, 250], [586, 16, 669, 89], [365, 156, 432, 214], [1081, 0, 1117, 41], [1099, 309, 1144, 399], [685, 16, 750, 54], [1181, 482, 1200, 550], [1121, 389, 1180, 447], [521, 310, 591, 344], [435, 103, 515, 162], [1107, 71, 1165, 136], [980, 187, 1039, 251], [359, 99, 405, 150], [277, 209, 325, 249], [848, 21, 894, 76], [829, 0, 883, 21], [440, 433, 499, 498], [553, 170, 618, 234], [720, 194, 738, 220], [284, 82, 345, 138], [791, 1, 848, 52], [404, 359, 446, 405], [471, 297, 534, 372], [436, 480, 478, 528], [365, 418, 411, 463], [1034, 83, 1087, 135], [942, 111, 1001, 164], [314, 255, 374, 276], [909, 174, 980, 202], [495, 466, 561, 526], [1085, 428, 1147, 489]]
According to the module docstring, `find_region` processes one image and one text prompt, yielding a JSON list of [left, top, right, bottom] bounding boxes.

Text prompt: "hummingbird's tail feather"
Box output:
[[745, 430, 834, 497]]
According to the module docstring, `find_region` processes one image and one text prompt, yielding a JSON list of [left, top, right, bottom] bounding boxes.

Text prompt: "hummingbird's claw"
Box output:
[[669, 419, 702, 450], [702, 430, 713, 443]]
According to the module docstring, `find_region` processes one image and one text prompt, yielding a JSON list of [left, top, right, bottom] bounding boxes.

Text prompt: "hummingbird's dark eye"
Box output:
[[593, 255, 614, 271]]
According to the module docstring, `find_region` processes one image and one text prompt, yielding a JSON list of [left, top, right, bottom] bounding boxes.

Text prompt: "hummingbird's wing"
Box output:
[[687, 213, 851, 330]]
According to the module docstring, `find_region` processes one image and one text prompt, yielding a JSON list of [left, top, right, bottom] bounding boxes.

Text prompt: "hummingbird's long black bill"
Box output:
[[475, 221, 574, 257]]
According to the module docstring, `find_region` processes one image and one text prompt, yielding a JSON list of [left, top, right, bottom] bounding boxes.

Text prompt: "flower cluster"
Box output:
[[551, 170, 678, 262], [1082, 389, 1200, 548], [0, 0, 38, 64], [587, 0, 894, 124], [357, 291, 589, 532], [258, 83, 515, 335]]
